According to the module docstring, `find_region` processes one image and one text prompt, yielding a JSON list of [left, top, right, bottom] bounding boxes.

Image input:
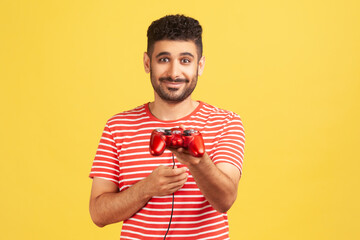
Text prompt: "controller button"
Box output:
[[183, 130, 191, 136], [164, 129, 172, 135]]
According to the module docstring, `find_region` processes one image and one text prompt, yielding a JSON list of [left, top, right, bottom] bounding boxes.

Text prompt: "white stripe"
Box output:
[[110, 116, 150, 122], [90, 171, 118, 178], [119, 177, 144, 184], [102, 130, 111, 135], [146, 200, 208, 205], [224, 122, 245, 132], [142, 205, 211, 212], [147, 195, 206, 199], [221, 134, 245, 142], [119, 156, 171, 164], [121, 225, 228, 238], [91, 165, 120, 173], [218, 141, 245, 153], [200, 231, 229, 240], [114, 133, 149, 139], [108, 118, 232, 129], [221, 126, 245, 134], [95, 154, 118, 162], [123, 219, 226, 231], [120, 163, 172, 170], [120, 236, 140, 240], [213, 148, 244, 159], [100, 136, 115, 143], [120, 145, 148, 151], [119, 181, 198, 191], [109, 121, 176, 128], [215, 145, 243, 157], [120, 170, 151, 176], [120, 151, 151, 157], [214, 148, 244, 160], [113, 112, 147, 117], [198, 112, 228, 119], [193, 115, 207, 121], [135, 209, 217, 218], [92, 160, 119, 167], [128, 213, 224, 225], [98, 142, 117, 150], [177, 188, 201, 192], [111, 127, 154, 133], [115, 139, 149, 144], [97, 148, 117, 155], [213, 152, 242, 164]]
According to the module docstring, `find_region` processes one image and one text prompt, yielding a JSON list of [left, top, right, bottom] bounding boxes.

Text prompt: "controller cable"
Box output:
[[164, 153, 175, 240]]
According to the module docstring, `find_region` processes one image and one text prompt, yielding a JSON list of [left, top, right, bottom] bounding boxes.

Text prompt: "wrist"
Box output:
[[187, 153, 209, 169], [137, 178, 153, 201]]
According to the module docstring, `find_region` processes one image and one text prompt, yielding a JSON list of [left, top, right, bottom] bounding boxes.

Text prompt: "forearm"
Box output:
[[90, 179, 151, 227], [90, 166, 188, 227], [187, 155, 238, 213]]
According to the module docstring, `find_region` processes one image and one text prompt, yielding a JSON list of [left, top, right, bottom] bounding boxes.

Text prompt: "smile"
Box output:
[[163, 80, 185, 88], [160, 78, 189, 89]]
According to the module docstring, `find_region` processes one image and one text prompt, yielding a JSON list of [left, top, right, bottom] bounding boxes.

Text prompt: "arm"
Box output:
[[89, 177, 150, 227], [169, 117, 244, 213], [89, 166, 188, 227], [169, 150, 240, 213]]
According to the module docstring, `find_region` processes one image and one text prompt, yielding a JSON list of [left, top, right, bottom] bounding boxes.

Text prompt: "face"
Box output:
[[144, 40, 205, 103]]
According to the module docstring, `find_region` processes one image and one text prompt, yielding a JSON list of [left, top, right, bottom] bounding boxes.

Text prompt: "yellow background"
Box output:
[[1, 0, 359, 239]]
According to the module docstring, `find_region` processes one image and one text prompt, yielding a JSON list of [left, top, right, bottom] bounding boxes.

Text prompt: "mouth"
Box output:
[[163, 81, 185, 89], [160, 78, 189, 89]]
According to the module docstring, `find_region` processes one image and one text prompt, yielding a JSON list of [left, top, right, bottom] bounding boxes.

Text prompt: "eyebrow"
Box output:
[[155, 52, 195, 58], [180, 52, 195, 58]]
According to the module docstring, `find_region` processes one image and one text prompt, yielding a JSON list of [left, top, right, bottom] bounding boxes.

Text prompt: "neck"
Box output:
[[149, 96, 199, 121]]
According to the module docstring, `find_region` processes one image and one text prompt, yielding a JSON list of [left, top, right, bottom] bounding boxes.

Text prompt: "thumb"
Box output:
[[179, 124, 186, 130]]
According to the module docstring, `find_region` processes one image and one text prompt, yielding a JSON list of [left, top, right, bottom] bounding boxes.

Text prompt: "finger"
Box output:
[[167, 178, 188, 193], [161, 166, 187, 176], [168, 147, 188, 158], [157, 165, 172, 170], [171, 167, 188, 176], [176, 147, 189, 154], [179, 124, 186, 130], [167, 172, 188, 184]]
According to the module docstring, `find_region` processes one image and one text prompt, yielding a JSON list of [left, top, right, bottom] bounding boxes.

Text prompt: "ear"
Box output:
[[143, 52, 151, 73], [197, 56, 205, 76]]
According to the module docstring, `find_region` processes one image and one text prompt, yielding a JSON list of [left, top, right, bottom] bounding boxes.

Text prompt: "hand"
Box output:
[[167, 125, 204, 166], [143, 165, 188, 197], [168, 147, 205, 166]]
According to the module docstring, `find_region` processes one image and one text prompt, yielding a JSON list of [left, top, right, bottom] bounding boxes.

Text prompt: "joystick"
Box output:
[[149, 128, 205, 157]]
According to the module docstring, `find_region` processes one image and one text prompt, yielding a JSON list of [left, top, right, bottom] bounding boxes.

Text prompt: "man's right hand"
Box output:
[[90, 165, 188, 227], [143, 165, 188, 198]]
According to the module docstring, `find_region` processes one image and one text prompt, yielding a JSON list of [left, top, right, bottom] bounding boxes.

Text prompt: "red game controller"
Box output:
[[149, 128, 205, 157]]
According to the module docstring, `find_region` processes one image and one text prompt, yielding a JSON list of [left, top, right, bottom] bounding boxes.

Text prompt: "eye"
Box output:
[[159, 57, 170, 63], [181, 58, 191, 64]]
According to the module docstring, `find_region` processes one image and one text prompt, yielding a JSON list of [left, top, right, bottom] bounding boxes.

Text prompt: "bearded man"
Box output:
[[89, 14, 245, 240]]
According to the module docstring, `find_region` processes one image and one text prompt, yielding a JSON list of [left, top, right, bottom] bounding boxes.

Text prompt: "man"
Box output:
[[89, 14, 245, 239]]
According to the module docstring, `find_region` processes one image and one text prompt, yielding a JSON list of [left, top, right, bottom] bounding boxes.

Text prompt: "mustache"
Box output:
[[159, 77, 189, 83]]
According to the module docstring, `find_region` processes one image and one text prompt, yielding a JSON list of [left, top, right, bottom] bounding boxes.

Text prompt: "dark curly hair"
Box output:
[[147, 14, 203, 59]]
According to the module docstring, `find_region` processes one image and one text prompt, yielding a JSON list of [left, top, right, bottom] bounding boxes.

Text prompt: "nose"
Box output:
[[168, 61, 180, 80]]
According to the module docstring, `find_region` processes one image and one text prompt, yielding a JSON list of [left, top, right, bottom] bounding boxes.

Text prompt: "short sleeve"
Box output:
[[89, 122, 120, 186], [212, 113, 245, 175]]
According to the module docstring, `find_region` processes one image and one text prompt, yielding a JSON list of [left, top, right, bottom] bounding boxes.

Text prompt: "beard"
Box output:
[[150, 70, 198, 103]]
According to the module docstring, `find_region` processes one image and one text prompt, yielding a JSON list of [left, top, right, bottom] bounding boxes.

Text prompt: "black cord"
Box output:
[[164, 153, 176, 239]]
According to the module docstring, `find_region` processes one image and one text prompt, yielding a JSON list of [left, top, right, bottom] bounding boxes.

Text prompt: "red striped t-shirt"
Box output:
[[89, 101, 245, 239]]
